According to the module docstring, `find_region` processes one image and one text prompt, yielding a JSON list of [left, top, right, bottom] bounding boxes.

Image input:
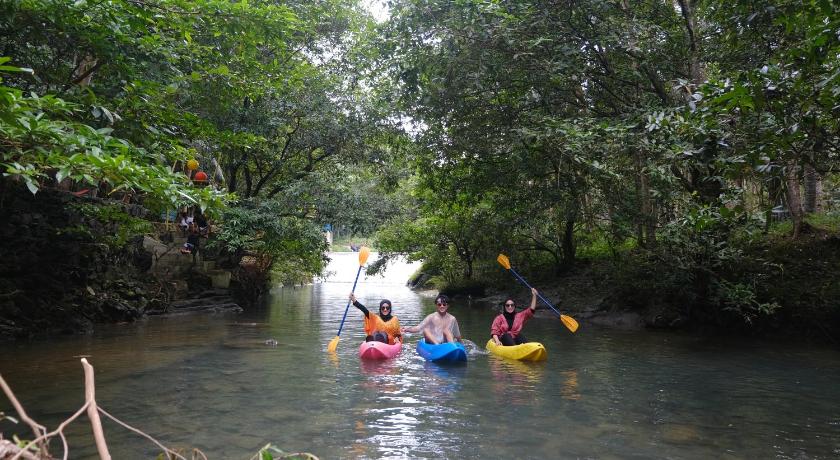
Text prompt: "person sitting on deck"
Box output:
[[349, 293, 401, 344], [178, 211, 191, 236], [180, 223, 201, 258], [194, 211, 209, 237], [491, 288, 538, 346]]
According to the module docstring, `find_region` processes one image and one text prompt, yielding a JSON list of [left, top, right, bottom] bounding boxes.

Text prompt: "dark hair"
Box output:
[[435, 294, 449, 305], [379, 299, 392, 309], [502, 296, 516, 309]]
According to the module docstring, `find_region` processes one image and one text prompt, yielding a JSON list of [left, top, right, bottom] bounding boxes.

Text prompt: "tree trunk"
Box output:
[[803, 163, 821, 213], [786, 160, 803, 238], [635, 149, 655, 247], [676, 0, 704, 84], [71, 53, 99, 87], [562, 215, 576, 270]]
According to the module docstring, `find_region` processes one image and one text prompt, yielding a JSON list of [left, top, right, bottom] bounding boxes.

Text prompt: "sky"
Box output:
[[363, 0, 390, 22]]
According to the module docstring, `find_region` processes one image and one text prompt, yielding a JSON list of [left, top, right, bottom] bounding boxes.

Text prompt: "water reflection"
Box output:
[[488, 357, 545, 405], [560, 369, 581, 401], [359, 357, 401, 376]]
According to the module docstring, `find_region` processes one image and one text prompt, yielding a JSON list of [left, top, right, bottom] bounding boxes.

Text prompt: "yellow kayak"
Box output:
[[485, 339, 547, 361]]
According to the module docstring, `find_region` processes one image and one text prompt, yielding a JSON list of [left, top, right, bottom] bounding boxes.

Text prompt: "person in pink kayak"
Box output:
[[490, 287, 538, 346], [350, 293, 402, 344]]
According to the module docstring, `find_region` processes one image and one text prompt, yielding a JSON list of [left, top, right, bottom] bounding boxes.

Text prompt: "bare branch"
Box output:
[[97, 408, 188, 460], [0, 374, 49, 457]]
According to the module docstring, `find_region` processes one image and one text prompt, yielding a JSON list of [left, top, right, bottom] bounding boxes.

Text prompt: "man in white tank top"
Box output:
[[402, 294, 461, 344]]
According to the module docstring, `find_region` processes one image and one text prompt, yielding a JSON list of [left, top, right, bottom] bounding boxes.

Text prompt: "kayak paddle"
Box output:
[[328, 246, 371, 353], [497, 253, 579, 333]]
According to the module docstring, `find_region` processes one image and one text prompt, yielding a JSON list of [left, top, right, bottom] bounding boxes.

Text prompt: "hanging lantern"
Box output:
[[194, 171, 208, 182], [186, 159, 199, 170]]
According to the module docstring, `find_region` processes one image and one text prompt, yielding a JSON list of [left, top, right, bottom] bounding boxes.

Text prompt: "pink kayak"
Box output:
[[358, 340, 402, 360]]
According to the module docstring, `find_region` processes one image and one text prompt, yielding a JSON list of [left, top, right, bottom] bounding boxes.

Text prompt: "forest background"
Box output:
[[1, 0, 839, 342]]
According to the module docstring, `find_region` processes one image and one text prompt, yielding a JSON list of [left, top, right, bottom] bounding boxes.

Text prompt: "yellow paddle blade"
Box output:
[[327, 335, 340, 353], [359, 246, 371, 265], [496, 253, 511, 270], [561, 315, 579, 333]]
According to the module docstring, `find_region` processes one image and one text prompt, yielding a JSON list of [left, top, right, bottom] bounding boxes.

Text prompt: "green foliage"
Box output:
[[717, 280, 781, 325], [576, 232, 637, 261], [71, 202, 153, 248], [0, 0, 385, 288], [767, 213, 840, 239], [211, 199, 329, 281], [332, 235, 374, 253], [254, 443, 318, 460], [0, 72, 228, 211], [373, 0, 840, 335]]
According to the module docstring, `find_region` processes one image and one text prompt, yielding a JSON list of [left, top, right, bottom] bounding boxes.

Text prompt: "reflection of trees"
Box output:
[[488, 357, 546, 406], [560, 370, 581, 401]]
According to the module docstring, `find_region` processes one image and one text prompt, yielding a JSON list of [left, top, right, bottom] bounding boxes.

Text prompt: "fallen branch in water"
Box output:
[[0, 439, 40, 460], [0, 359, 317, 460], [81, 359, 109, 460], [0, 375, 48, 457], [249, 444, 320, 460], [0, 360, 193, 460]]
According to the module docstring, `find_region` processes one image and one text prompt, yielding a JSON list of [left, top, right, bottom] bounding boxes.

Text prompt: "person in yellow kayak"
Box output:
[[349, 293, 402, 344], [491, 287, 538, 346]]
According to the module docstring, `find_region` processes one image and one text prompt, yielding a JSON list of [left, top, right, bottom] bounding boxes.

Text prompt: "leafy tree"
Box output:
[[1, 0, 388, 285], [0, 64, 226, 211]]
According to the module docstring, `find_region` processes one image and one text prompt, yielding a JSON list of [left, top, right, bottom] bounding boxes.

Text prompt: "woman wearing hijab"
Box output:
[[491, 287, 538, 346], [349, 293, 402, 344]]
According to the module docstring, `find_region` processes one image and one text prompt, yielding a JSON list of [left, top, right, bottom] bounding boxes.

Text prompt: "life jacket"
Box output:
[[364, 314, 401, 344]]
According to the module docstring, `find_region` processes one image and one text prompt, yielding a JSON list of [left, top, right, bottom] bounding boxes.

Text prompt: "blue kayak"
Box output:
[[416, 339, 467, 363]]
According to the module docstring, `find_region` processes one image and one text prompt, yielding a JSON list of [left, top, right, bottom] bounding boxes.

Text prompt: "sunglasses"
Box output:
[[505, 303, 515, 307], [436, 302, 448, 306], [380, 305, 391, 310]]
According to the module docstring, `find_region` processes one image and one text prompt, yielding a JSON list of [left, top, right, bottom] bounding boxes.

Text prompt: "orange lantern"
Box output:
[[186, 159, 199, 170], [194, 171, 208, 182]]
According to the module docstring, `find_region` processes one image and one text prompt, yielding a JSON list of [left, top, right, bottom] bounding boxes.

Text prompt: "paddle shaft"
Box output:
[[508, 267, 564, 318], [335, 265, 363, 337]]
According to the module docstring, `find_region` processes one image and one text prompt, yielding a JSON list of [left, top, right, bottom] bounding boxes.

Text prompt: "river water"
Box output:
[[1, 252, 839, 459]]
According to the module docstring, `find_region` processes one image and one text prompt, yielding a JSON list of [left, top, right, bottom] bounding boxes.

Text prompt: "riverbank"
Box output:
[[419, 224, 840, 344], [0, 185, 242, 340]]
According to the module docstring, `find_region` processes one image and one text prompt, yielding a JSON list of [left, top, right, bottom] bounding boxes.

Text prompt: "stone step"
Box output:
[[156, 251, 203, 263], [149, 301, 242, 316], [196, 288, 232, 297], [205, 269, 232, 289], [142, 235, 169, 256], [169, 302, 243, 315], [171, 295, 236, 309], [154, 260, 200, 272]]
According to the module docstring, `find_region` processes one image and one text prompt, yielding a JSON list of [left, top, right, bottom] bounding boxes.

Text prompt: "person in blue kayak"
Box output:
[[402, 294, 462, 344], [490, 287, 538, 346]]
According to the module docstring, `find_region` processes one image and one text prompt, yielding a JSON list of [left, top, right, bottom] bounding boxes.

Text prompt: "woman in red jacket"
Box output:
[[491, 287, 538, 346]]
